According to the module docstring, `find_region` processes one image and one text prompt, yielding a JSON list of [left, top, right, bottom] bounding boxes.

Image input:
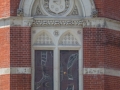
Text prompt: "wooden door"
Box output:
[[35, 50, 53, 90], [60, 50, 79, 90]]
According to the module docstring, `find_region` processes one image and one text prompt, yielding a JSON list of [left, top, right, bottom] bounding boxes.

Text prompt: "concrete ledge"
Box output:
[[0, 68, 10, 75], [84, 68, 120, 77], [10, 67, 31, 74], [0, 67, 120, 77], [105, 68, 120, 77], [84, 68, 104, 75], [0, 67, 31, 75]]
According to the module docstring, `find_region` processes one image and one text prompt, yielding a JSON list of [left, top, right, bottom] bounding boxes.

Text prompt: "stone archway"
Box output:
[[18, 0, 97, 17]]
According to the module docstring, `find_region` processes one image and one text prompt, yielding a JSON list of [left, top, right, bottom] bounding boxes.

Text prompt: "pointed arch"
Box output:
[[34, 31, 54, 45], [59, 31, 80, 46]]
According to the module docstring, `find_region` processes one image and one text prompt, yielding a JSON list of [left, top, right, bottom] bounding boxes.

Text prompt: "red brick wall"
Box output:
[[94, 0, 120, 20], [104, 75, 120, 90], [10, 27, 31, 90], [0, 75, 10, 90], [83, 28, 120, 90], [94, 0, 104, 17], [84, 75, 104, 90], [84, 28, 120, 70], [10, 74, 31, 90], [104, 0, 120, 20], [10, 0, 20, 16], [0, 0, 10, 18], [83, 28, 105, 68], [0, 27, 10, 68], [10, 27, 31, 67], [105, 29, 120, 70]]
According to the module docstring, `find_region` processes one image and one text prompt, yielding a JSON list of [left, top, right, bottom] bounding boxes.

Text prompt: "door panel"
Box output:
[[35, 50, 53, 90], [60, 50, 79, 90]]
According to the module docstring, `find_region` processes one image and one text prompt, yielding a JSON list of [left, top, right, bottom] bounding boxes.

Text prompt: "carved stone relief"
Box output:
[[59, 32, 79, 46], [53, 30, 59, 36], [41, 0, 74, 16], [91, 9, 98, 17], [34, 32, 53, 45], [31, 0, 78, 16], [68, 5, 79, 16], [32, 19, 83, 27], [17, 8, 24, 16], [36, 6, 44, 16]]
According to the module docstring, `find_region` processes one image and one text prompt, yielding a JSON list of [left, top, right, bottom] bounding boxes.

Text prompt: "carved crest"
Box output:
[[49, 0, 65, 14], [42, 0, 73, 16]]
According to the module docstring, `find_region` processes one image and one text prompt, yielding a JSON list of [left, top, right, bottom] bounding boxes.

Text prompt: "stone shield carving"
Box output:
[[42, 0, 74, 16], [49, 0, 65, 14]]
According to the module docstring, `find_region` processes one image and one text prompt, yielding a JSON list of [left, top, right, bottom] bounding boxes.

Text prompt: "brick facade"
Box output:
[[105, 29, 120, 70], [104, 75, 120, 90], [10, 74, 31, 90], [83, 28, 105, 68], [10, 27, 31, 67], [0, 0, 120, 90], [83, 28, 120, 90], [0, 0, 10, 18], [84, 75, 104, 90], [84, 28, 120, 70], [0, 27, 10, 68], [0, 75, 10, 90]]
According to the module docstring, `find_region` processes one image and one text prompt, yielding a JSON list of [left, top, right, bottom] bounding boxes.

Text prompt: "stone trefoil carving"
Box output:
[[34, 32, 53, 45], [59, 32, 79, 46]]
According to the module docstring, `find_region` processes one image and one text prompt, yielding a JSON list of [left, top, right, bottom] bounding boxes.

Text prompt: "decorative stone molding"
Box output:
[[84, 68, 120, 77], [10, 67, 31, 74], [32, 19, 84, 27], [84, 68, 104, 75], [0, 17, 120, 31], [0, 17, 33, 27], [22, 17, 33, 26], [0, 68, 10, 75], [105, 68, 120, 77], [1, 67, 120, 77], [0, 67, 31, 75]]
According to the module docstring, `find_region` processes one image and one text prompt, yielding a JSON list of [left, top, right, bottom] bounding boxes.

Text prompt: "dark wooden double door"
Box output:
[[35, 50, 79, 90]]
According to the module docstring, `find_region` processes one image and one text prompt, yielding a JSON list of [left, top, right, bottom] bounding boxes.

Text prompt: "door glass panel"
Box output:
[[60, 50, 79, 90], [35, 50, 53, 90]]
